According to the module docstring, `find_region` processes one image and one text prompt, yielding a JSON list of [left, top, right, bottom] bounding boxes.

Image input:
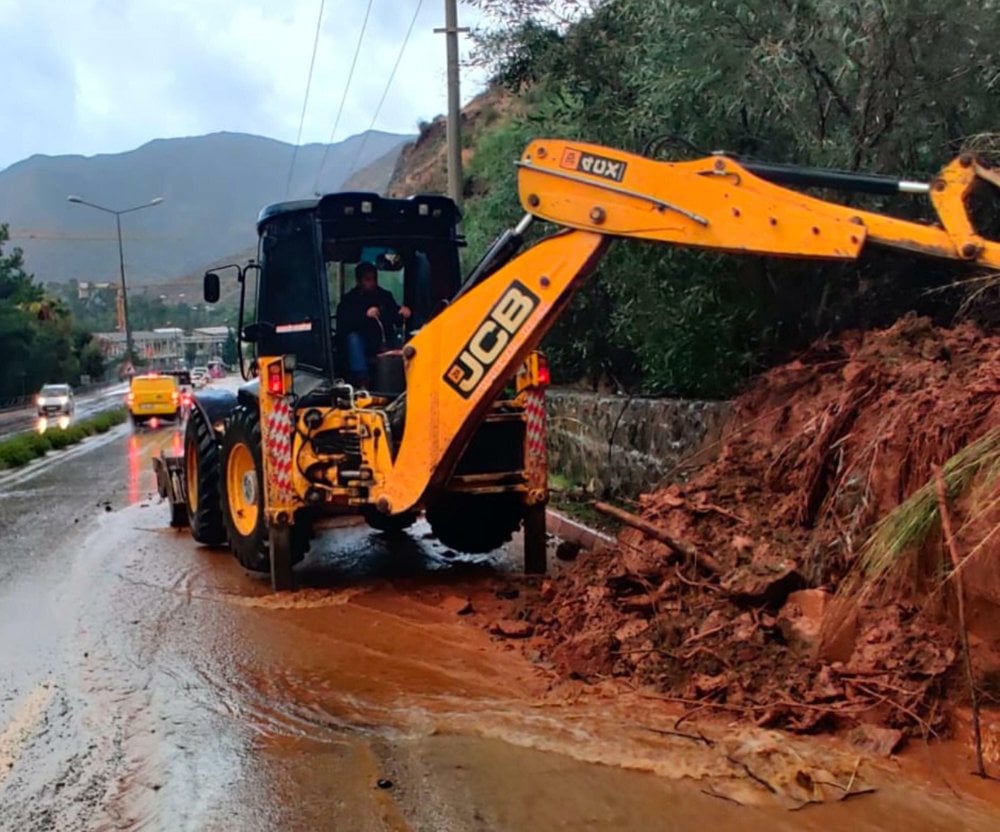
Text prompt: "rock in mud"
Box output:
[[777, 589, 831, 655], [555, 539, 582, 561], [491, 619, 535, 638], [440, 595, 473, 616], [847, 724, 904, 757], [722, 558, 804, 607]]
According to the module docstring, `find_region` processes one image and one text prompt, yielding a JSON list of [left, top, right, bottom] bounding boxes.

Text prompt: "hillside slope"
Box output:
[[1, 130, 411, 288]]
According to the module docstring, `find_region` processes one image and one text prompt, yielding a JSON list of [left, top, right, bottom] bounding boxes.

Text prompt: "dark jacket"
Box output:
[[336, 285, 403, 355]]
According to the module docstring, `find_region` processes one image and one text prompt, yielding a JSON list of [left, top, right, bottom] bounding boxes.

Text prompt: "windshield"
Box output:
[[256, 212, 329, 373], [40, 385, 70, 396]]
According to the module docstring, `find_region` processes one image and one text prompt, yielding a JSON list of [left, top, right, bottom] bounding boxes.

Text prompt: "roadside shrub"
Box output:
[[91, 409, 126, 433], [0, 440, 35, 468], [23, 434, 52, 455], [45, 430, 75, 449], [0, 407, 128, 470]]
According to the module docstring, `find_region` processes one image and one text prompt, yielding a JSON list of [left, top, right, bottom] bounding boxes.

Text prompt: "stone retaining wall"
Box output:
[[546, 389, 731, 498]]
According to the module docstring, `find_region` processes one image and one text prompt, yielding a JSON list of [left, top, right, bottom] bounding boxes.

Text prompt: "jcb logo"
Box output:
[[445, 281, 540, 398], [560, 147, 627, 182]]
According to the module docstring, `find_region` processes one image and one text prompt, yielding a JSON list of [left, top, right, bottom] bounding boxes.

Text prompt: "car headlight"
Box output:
[[58, 396, 69, 406], [37, 397, 46, 406]]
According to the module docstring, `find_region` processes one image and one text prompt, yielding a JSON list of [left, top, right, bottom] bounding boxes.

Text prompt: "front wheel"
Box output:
[[220, 406, 270, 572], [220, 406, 308, 574]]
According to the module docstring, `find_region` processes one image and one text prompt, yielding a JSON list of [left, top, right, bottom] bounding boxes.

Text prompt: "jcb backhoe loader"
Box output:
[[155, 139, 1000, 589]]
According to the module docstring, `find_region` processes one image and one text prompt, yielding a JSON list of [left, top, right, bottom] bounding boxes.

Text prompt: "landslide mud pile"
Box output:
[[534, 316, 1000, 739]]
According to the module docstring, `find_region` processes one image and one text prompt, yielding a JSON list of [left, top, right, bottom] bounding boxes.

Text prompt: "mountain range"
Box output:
[[0, 130, 412, 296]]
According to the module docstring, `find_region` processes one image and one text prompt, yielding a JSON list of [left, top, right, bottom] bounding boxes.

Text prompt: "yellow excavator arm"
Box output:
[[369, 140, 1000, 514], [517, 139, 1000, 266]]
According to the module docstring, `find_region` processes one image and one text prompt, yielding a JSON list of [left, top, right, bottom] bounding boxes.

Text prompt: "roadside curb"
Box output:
[[545, 507, 615, 553]]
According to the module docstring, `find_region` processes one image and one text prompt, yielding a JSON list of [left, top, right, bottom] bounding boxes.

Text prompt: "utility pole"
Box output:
[[435, 0, 468, 207]]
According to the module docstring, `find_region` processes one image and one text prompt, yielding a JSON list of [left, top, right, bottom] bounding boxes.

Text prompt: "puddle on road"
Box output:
[[113, 516, 1000, 828]]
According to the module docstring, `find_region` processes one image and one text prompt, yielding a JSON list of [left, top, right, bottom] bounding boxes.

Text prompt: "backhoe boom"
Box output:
[[370, 139, 1000, 513]]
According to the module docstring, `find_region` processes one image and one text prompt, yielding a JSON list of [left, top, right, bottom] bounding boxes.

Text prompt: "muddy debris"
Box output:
[[847, 724, 905, 757], [555, 539, 582, 561], [519, 317, 1000, 741], [491, 619, 535, 639], [440, 595, 474, 616], [495, 586, 520, 600]]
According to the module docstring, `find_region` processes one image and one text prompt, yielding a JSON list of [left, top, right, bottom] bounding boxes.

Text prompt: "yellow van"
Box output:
[[127, 374, 180, 425]]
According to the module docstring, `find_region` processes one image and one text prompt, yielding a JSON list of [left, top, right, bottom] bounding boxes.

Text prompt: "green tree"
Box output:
[[221, 327, 238, 366], [0, 224, 41, 305], [466, 0, 1000, 396], [79, 341, 106, 381], [0, 224, 91, 396]]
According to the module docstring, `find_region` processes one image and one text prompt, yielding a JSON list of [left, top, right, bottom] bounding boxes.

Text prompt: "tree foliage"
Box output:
[[465, 0, 1000, 396], [0, 224, 100, 397]]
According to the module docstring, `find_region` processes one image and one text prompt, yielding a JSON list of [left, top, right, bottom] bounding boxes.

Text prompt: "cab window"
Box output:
[[257, 213, 327, 369]]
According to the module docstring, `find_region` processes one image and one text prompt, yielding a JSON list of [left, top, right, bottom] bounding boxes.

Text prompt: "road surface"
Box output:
[[0, 411, 998, 830]]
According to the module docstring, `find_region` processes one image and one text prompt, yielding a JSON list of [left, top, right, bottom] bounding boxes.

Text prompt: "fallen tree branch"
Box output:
[[726, 754, 778, 794], [641, 724, 715, 746], [594, 501, 723, 575]]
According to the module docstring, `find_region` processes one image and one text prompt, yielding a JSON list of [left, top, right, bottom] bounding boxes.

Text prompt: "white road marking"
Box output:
[[0, 683, 56, 789]]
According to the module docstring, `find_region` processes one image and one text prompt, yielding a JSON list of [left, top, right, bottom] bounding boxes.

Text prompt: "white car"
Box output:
[[36, 383, 75, 418], [191, 367, 210, 388]]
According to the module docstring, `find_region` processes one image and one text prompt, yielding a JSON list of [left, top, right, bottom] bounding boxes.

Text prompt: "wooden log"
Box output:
[[593, 501, 723, 575]]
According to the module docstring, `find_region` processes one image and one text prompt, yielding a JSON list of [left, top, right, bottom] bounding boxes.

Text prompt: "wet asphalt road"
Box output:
[[1, 419, 999, 830]]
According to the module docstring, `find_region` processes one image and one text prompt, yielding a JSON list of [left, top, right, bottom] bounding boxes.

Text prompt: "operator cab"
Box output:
[[247, 193, 462, 397]]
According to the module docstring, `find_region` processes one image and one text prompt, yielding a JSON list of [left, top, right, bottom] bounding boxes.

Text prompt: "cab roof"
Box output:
[[256, 192, 461, 238]]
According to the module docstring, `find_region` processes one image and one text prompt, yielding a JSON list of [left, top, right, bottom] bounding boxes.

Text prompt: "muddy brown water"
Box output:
[[0, 421, 998, 830]]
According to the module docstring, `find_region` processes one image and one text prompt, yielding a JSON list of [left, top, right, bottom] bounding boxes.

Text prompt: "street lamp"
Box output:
[[67, 194, 164, 366]]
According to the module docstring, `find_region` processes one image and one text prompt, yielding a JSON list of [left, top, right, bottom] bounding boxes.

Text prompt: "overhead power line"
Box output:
[[347, 0, 425, 179], [285, 0, 328, 197], [314, 0, 376, 195]]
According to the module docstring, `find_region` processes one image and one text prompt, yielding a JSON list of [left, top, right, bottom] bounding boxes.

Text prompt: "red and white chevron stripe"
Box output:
[[523, 389, 546, 460], [264, 398, 295, 503]]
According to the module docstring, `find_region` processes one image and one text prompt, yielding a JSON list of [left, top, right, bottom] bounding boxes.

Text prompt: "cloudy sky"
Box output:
[[0, 0, 489, 172]]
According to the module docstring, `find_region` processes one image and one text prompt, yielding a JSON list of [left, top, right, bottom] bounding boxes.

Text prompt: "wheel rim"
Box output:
[[185, 437, 199, 512], [227, 442, 259, 537]]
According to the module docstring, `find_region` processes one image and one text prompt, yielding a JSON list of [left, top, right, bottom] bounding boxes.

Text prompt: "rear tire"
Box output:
[[426, 494, 523, 554], [185, 409, 226, 545], [363, 507, 418, 534]]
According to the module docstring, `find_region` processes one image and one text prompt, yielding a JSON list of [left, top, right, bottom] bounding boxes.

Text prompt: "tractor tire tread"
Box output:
[[186, 410, 226, 545]]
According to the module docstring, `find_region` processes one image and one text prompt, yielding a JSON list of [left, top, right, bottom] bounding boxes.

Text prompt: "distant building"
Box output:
[[77, 281, 115, 300], [93, 329, 184, 369], [93, 325, 230, 369], [187, 326, 229, 359]]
